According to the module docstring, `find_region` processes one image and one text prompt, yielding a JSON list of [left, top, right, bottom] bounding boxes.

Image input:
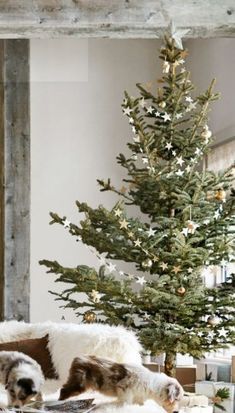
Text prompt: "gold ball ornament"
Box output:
[[83, 311, 97, 323], [207, 315, 220, 326], [142, 258, 153, 268], [215, 189, 226, 202], [177, 286, 186, 296], [159, 101, 166, 108]]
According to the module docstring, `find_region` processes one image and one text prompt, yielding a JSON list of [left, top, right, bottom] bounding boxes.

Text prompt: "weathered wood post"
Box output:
[[0, 40, 30, 321]]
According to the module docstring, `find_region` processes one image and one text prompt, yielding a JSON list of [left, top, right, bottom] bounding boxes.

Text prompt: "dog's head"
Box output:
[[6, 377, 39, 407], [161, 379, 184, 413], [6, 361, 44, 408]]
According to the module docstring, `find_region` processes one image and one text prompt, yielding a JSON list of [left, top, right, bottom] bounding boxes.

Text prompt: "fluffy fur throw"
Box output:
[[0, 321, 142, 393], [0, 322, 163, 412]]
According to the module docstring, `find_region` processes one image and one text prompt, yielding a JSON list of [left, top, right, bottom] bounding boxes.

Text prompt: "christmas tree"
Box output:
[[40, 36, 235, 377]]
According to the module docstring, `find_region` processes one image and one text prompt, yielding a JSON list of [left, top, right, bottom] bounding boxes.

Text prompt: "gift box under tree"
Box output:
[[196, 381, 235, 413]]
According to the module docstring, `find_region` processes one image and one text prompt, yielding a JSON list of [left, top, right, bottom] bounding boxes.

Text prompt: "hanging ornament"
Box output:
[[159, 101, 166, 109], [187, 220, 199, 234], [215, 189, 226, 202], [162, 61, 170, 74], [177, 286, 186, 296], [201, 125, 212, 143], [90, 290, 102, 303], [83, 311, 97, 323], [142, 258, 153, 268], [207, 315, 220, 326]]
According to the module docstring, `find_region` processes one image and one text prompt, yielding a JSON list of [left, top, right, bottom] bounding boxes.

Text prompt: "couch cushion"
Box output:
[[0, 334, 58, 379]]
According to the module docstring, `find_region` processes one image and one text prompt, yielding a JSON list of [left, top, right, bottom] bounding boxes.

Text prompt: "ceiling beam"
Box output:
[[0, 0, 234, 39]]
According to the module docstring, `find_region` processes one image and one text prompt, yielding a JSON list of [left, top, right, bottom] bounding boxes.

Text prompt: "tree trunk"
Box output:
[[164, 351, 177, 377]]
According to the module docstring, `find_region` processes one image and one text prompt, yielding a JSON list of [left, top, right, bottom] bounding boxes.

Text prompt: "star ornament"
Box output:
[[176, 169, 184, 177], [176, 156, 184, 167], [169, 21, 190, 50], [147, 106, 154, 114], [119, 219, 128, 229], [219, 327, 227, 337], [160, 262, 168, 271], [123, 107, 132, 116], [136, 276, 147, 286], [114, 208, 122, 217], [175, 112, 183, 120], [134, 238, 142, 247], [162, 112, 171, 122], [172, 265, 181, 274], [185, 96, 193, 103], [63, 219, 71, 229], [147, 227, 156, 237], [165, 142, 173, 150]]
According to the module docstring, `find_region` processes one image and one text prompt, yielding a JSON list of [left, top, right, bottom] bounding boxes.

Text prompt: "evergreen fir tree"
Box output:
[[40, 37, 235, 377]]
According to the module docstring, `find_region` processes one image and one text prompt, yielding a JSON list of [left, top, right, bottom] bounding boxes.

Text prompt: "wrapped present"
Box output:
[[196, 362, 231, 382], [180, 407, 213, 413], [214, 400, 234, 413], [195, 381, 235, 413], [179, 393, 212, 413]]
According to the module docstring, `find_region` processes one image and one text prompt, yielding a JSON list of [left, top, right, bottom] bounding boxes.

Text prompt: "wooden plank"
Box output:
[[0, 42, 5, 321], [0, 40, 30, 321], [0, 0, 234, 38]]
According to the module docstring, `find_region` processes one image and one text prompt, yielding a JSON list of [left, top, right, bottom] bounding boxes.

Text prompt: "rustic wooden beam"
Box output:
[[0, 0, 234, 39], [0, 45, 5, 321], [0, 40, 30, 321]]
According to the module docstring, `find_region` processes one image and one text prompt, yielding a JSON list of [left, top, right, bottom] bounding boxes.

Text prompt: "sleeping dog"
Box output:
[[0, 351, 44, 408], [59, 355, 184, 411]]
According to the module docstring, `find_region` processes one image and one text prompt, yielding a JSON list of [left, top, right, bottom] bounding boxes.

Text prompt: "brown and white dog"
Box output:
[[0, 351, 44, 408], [59, 355, 184, 411]]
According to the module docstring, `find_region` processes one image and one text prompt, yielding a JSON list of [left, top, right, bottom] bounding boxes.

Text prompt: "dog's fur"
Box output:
[[0, 321, 142, 394], [0, 351, 44, 407], [59, 356, 184, 412]]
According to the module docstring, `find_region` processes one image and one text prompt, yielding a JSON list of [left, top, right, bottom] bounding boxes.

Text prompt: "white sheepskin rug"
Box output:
[[0, 321, 142, 393], [94, 399, 164, 412], [0, 391, 164, 413], [0, 321, 166, 412]]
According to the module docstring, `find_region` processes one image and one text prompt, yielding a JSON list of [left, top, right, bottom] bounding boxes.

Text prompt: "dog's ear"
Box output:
[[17, 378, 36, 395], [166, 383, 181, 404]]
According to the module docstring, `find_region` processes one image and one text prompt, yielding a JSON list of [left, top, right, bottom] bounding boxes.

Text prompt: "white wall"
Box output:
[[30, 38, 235, 323], [30, 39, 160, 322], [186, 38, 235, 142]]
